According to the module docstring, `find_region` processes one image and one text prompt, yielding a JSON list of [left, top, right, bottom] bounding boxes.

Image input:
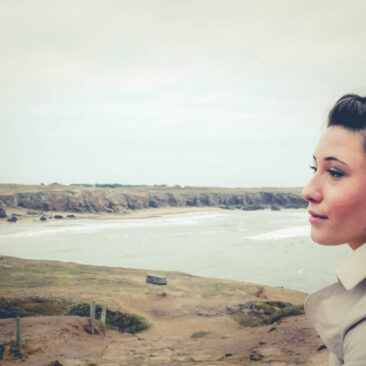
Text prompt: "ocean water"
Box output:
[[0, 209, 350, 293]]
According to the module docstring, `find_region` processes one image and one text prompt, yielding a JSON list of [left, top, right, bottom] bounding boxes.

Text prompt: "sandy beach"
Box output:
[[0, 206, 223, 225]]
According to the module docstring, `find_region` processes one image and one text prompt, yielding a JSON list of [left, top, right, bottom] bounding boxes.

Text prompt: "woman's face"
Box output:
[[302, 126, 366, 250]]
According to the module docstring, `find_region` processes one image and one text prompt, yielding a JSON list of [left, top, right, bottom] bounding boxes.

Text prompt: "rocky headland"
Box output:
[[0, 184, 307, 222]]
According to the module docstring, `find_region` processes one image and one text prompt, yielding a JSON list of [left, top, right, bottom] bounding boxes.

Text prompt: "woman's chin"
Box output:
[[310, 231, 343, 246]]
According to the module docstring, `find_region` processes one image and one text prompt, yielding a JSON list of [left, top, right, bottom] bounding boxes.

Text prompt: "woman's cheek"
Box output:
[[334, 195, 365, 223]]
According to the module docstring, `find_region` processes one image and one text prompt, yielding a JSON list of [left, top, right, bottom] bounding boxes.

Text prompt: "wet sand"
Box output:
[[0, 206, 222, 225]]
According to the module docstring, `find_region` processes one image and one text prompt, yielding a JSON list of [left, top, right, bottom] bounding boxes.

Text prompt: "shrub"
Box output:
[[231, 301, 304, 328]]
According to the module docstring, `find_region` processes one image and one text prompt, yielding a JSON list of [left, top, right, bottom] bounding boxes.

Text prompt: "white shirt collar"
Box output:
[[336, 244, 366, 290]]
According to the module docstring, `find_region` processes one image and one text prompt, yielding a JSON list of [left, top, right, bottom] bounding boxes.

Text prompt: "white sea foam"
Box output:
[[288, 212, 308, 217], [247, 225, 310, 240], [0, 211, 222, 239], [161, 211, 225, 224]]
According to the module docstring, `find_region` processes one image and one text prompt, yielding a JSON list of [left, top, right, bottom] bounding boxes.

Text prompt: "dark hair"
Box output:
[[328, 94, 366, 131]]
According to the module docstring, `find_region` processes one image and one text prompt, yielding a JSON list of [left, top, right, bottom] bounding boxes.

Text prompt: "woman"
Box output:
[[302, 93, 366, 365]]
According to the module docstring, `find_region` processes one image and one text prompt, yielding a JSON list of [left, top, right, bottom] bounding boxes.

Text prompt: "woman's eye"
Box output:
[[327, 168, 344, 178], [309, 165, 317, 173]]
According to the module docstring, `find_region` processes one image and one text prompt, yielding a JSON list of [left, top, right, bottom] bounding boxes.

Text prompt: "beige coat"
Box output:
[[305, 244, 366, 365]]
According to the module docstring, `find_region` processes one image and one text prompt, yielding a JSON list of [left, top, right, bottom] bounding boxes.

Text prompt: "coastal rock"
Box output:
[[0, 207, 6, 218], [0, 187, 307, 214], [190, 354, 225, 362], [271, 205, 281, 211], [40, 216, 47, 221], [148, 199, 159, 208], [243, 204, 265, 211], [146, 275, 167, 286], [249, 351, 264, 361], [7, 216, 17, 222], [27, 210, 41, 215]]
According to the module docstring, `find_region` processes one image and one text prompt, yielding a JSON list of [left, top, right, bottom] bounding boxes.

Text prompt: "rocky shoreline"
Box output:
[[0, 185, 307, 222]]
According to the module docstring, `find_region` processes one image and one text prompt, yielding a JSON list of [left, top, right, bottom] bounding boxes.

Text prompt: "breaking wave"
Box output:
[[247, 225, 309, 240], [0, 211, 224, 239]]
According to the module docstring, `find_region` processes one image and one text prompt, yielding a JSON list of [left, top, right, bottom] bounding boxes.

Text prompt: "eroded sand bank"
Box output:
[[0, 256, 328, 366]]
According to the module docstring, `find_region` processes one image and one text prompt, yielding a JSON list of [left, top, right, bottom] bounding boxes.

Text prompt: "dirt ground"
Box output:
[[0, 256, 329, 366]]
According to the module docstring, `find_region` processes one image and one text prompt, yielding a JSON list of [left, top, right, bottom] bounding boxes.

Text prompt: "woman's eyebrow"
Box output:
[[312, 155, 347, 166], [324, 157, 348, 166]]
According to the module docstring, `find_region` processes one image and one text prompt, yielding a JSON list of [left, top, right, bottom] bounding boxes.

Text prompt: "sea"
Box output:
[[0, 209, 350, 293]]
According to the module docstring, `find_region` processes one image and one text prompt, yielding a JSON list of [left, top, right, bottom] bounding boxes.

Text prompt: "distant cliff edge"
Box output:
[[0, 185, 307, 214]]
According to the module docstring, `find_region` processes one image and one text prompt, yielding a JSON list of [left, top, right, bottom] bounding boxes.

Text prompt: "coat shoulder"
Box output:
[[341, 289, 366, 339]]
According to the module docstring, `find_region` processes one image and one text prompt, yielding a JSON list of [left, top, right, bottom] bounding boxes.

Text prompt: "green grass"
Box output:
[[68, 303, 150, 334], [190, 331, 212, 339], [0, 297, 66, 318], [0, 260, 135, 293], [0, 297, 150, 334], [232, 301, 304, 328]]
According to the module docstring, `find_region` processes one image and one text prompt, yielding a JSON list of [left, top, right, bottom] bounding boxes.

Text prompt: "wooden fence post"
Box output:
[[90, 301, 96, 334], [101, 305, 107, 327], [15, 317, 21, 347]]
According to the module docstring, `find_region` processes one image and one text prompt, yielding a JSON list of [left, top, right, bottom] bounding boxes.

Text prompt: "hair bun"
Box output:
[[328, 94, 366, 130]]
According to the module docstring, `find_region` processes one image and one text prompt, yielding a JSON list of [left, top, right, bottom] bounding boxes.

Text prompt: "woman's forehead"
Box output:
[[314, 126, 365, 162]]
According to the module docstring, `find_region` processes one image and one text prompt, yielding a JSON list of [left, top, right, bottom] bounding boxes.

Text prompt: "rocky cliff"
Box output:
[[0, 186, 307, 214]]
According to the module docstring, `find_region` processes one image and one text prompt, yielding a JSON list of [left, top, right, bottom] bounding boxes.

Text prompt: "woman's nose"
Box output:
[[302, 176, 322, 203]]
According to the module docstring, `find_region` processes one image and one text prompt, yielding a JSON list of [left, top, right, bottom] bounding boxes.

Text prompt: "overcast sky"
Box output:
[[1, 0, 365, 187]]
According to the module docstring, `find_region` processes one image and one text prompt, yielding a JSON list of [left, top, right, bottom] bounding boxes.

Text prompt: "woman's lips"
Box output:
[[308, 210, 328, 224]]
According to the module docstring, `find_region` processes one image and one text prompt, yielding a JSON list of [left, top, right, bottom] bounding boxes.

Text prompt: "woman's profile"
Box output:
[[302, 93, 366, 365]]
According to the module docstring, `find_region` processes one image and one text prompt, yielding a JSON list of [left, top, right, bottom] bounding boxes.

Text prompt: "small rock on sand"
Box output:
[[146, 274, 167, 285]]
